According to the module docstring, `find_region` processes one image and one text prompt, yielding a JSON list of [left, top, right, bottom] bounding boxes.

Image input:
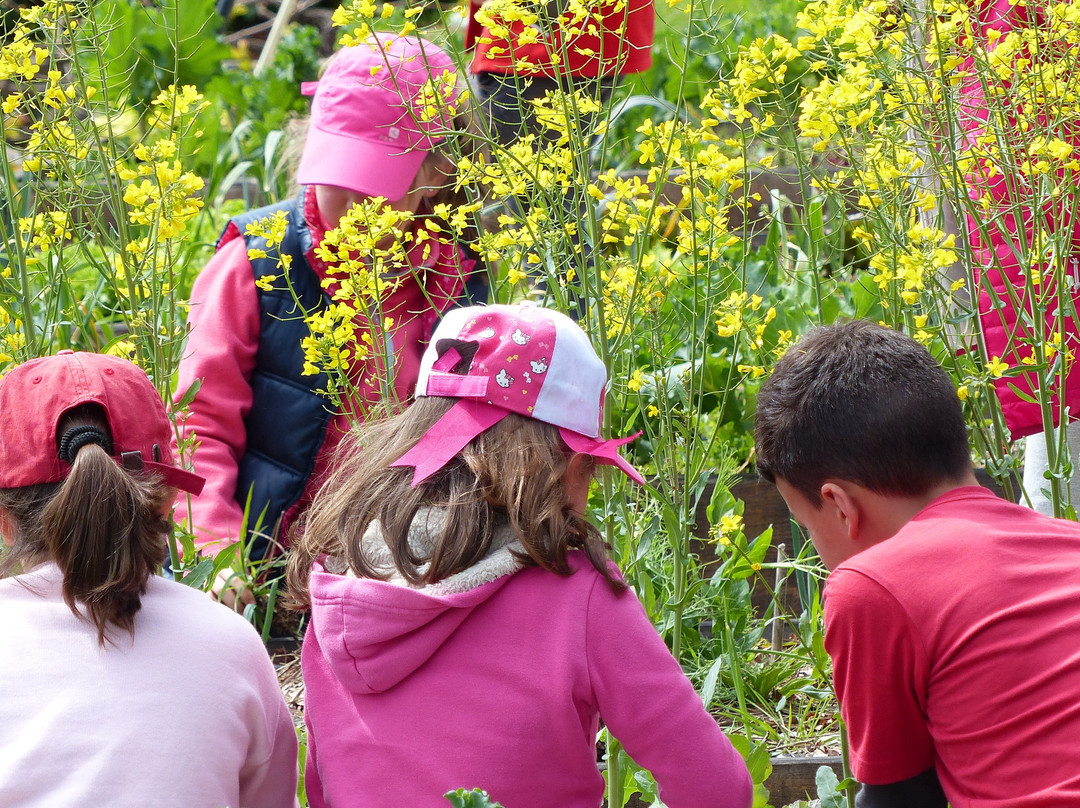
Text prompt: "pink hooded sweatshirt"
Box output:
[[301, 551, 753, 808]]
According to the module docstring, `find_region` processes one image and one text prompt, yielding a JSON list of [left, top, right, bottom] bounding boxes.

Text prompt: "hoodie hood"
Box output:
[[308, 508, 525, 695]]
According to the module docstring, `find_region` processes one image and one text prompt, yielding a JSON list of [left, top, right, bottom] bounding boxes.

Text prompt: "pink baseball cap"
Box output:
[[297, 33, 461, 200], [391, 303, 645, 486], [0, 351, 204, 494]]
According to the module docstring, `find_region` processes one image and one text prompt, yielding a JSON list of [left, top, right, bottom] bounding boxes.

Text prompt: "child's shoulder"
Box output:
[[144, 576, 267, 645], [521, 552, 632, 609], [564, 550, 625, 580]]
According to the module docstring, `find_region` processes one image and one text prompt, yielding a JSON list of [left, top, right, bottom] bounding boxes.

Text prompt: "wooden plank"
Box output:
[[622, 755, 852, 808], [766, 755, 849, 806]]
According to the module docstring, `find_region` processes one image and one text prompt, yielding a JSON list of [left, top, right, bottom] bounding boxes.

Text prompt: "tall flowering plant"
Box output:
[[714, 0, 1080, 513], [0, 1, 213, 583], [0, 0, 206, 391]]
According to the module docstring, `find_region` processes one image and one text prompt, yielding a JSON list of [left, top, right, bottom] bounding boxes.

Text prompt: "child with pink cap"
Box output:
[[0, 351, 298, 807], [287, 303, 753, 808], [175, 33, 487, 607]]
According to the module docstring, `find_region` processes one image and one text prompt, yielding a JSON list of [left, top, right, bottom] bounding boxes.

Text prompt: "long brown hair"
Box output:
[[287, 396, 625, 609], [0, 405, 173, 646]]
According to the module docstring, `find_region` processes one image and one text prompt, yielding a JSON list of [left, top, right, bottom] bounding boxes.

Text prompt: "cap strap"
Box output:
[[390, 399, 510, 486], [58, 425, 113, 465]]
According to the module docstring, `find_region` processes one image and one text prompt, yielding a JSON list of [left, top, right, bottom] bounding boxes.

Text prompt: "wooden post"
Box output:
[[254, 0, 299, 77]]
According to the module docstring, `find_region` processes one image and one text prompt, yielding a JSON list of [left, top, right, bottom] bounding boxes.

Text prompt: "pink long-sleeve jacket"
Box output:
[[174, 188, 478, 551], [301, 551, 753, 808]]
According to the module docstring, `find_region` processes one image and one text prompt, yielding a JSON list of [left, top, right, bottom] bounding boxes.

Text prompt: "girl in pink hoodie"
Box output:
[[288, 303, 753, 808]]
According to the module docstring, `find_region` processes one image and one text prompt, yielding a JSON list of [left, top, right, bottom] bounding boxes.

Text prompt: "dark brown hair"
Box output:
[[754, 319, 972, 505], [287, 396, 625, 609], [0, 405, 172, 645]]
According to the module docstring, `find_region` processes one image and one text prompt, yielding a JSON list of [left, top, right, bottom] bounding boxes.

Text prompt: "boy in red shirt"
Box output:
[[754, 319, 1080, 807]]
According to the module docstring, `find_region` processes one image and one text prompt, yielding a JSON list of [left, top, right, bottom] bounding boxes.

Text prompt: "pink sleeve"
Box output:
[[824, 568, 935, 784], [235, 628, 301, 808], [173, 237, 260, 550], [239, 681, 301, 808], [586, 577, 753, 808]]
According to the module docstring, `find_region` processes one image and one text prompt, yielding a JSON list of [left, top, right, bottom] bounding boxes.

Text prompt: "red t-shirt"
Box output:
[[824, 486, 1080, 805]]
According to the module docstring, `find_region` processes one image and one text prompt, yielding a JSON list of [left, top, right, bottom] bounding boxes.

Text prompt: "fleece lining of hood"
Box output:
[[351, 506, 525, 595]]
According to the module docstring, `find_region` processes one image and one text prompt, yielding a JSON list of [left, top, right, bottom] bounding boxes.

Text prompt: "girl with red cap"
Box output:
[[175, 33, 487, 607], [287, 303, 752, 808], [0, 351, 298, 807]]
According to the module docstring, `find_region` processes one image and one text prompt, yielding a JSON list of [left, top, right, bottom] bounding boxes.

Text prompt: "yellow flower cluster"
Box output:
[[334, 1, 421, 41], [0, 24, 49, 83], [868, 223, 957, 306], [245, 209, 292, 289], [17, 211, 71, 264], [301, 304, 367, 378], [298, 199, 425, 385], [714, 291, 784, 379], [120, 137, 205, 239], [21, 120, 89, 174]]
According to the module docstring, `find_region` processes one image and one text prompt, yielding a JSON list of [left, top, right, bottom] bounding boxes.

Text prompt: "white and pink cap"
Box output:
[[391, 303, 644, 486]]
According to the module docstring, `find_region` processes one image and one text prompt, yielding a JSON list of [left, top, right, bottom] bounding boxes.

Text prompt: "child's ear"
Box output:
[[820, 481, 861, 541]]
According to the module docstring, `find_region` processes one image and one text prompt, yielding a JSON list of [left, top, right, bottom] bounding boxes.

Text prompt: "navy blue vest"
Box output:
[[226, 195, 333, 560], [225, 195, 488, 560]]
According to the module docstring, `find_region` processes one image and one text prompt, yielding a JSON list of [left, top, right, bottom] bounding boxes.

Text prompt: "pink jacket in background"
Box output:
[[960, 0, 1080, 437]]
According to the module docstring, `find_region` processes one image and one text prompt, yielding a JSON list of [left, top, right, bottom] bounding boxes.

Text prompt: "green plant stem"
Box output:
[[167, 524, 182, 576], [0, 129, 35, 351], [606, 732, 622, 808], [671, 540, 685, 661], [840, 721, 856, 808]]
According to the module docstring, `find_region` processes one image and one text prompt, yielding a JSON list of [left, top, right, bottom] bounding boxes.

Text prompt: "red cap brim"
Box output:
[[149, 461, 205, 496]]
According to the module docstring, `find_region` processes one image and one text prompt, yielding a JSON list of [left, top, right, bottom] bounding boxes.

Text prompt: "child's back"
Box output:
[[304, 551, 743, 807], [291, 304, 753, 808], [0, 568, 296, 807], [0, 351, 298, 808], [824, 488, 1080, 801]]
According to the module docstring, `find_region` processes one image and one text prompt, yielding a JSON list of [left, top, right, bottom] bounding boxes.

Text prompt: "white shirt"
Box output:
[[0, 564, 299, 808]]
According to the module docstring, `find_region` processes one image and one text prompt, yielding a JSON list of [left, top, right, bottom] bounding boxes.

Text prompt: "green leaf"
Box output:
[[706, 479, 741, 525], [175, 377, 202, 410], [816, 765, 844, 808], [175, 557, 214, 590], [444, 788, 506, 807], [700, 654, 724, 709], [746, 525, 774, 567]]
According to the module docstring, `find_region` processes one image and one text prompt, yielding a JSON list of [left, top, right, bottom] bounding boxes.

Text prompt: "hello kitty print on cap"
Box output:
[[391, 303, 644, 486]]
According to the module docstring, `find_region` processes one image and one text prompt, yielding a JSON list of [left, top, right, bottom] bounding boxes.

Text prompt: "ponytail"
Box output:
[[0, 406, 171, 646]]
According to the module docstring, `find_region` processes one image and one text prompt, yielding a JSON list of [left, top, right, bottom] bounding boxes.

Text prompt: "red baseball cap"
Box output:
[[0, 351, 204, 494]]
